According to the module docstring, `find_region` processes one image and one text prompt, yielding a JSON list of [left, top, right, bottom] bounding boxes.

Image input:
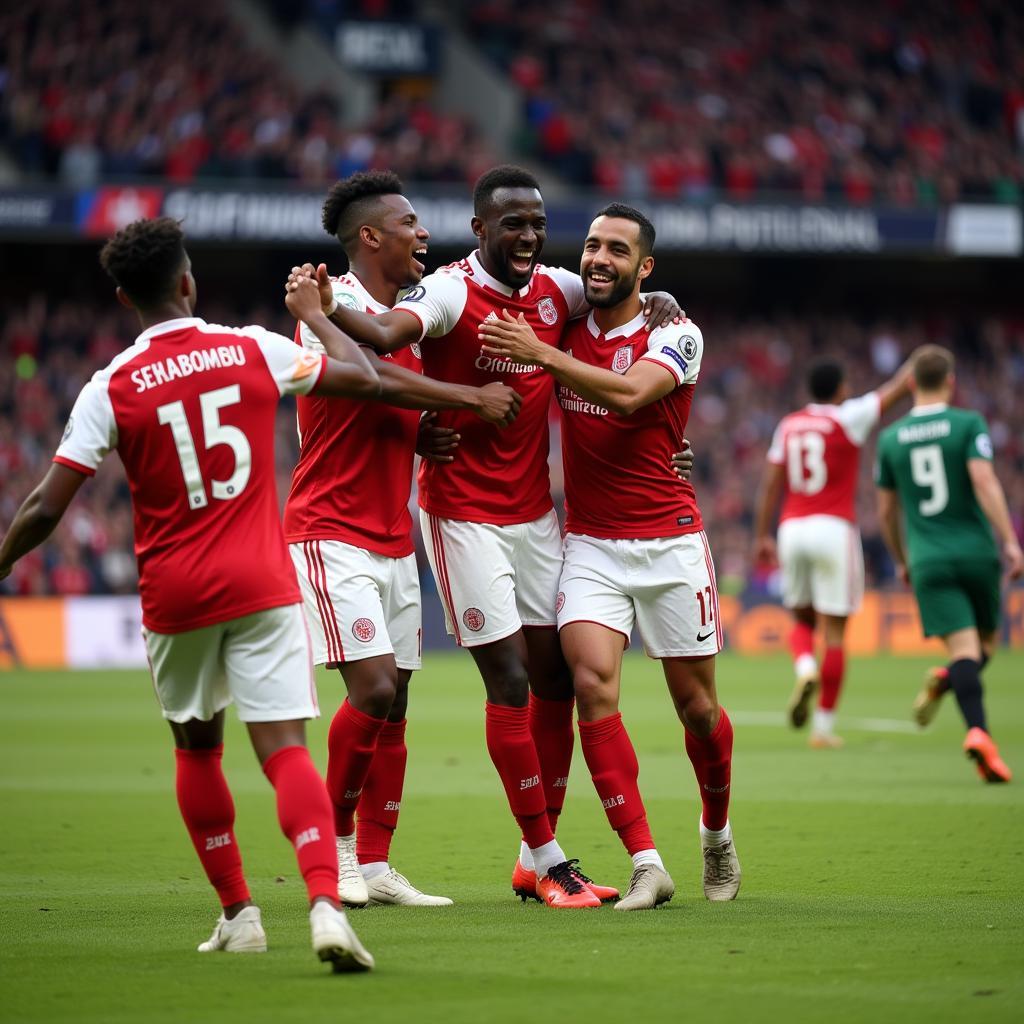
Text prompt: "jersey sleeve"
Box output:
[[252, 327, 326, 397], [967, 413, 994, 461], [639, 322, 704, 386], [392, 271, 468, 340], [874, 433, 896, 488], [299, 280, 365, 353], [766, 420, 786, 465], [53, 377, 118, 476], [837, 391, 881, 446], [544, 266, 589, 319]]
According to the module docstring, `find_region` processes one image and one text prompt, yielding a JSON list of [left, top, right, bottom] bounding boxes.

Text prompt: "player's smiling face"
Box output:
[[580, 215, 652, 308], [474, 188, 547, 289], [375, 193, 430, 288]]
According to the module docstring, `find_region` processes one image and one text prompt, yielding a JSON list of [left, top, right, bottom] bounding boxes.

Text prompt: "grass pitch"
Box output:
[[1, 651, 1022, 1024]]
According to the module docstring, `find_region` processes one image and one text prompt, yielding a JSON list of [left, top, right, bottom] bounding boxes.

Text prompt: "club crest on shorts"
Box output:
[[555, 591, 565, 614], [537, 296, 558, 326], [462, 607, 486, 632], [352, 618, 376, 642], [611, 345, 634, 374]]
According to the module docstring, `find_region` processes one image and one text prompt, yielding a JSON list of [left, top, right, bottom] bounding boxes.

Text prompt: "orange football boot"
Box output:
[[512, 858, 618, 903], [963, 727, 1012, 783], [536, 861, 601, 909]]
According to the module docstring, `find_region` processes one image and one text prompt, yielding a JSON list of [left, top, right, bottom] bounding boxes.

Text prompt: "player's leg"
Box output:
[[420, 511, 595, 907], [228, 605, 373, 971], [810, 614, 848, 749], [144, 621, 263, 953], [778, 519, 818, 727]]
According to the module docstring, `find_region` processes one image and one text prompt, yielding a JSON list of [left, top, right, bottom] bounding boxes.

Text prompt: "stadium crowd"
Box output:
[[459, 0, 1024, 204], [0, 0, 494, 188], [3, 295, 1022, 600]]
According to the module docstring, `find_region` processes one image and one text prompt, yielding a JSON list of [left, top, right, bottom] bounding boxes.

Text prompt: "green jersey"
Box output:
[[875, 404, 998, 567]]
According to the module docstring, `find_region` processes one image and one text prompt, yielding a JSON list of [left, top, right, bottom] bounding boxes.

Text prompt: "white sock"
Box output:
[[812, 709, 836, 735], [519, 841, 535, 871], [795, 653, 818, 678], [631, 848, 664, 870], [700, 819, 731, 846], [530, 840, 566, 880], [359, 861, 389, 880]]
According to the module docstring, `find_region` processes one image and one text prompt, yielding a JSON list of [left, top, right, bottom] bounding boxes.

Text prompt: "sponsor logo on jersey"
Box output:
[[537, 296, 558, 325], [352, 617, 376, 642], [475, 352, 538, 374], [337, 291, 360, 310], [555, 591, 565, 614], [61, 416, 74, 442], [410, 342, 422, 360], [660, 346, 688, 375], [681, 335, 698, 360], [462, 607, 486, 631], [611, 345, 634, 373]]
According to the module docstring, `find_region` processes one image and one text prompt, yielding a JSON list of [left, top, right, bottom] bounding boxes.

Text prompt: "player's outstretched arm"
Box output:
[[478, 310, 674, 415], [0, 464, 88, 581], [752, 462, 785, 566], [286, 278, 380, 398], [372, 359, 521, 426], [968, 460, 1024, 579], [876, 486, 910, 584], [286, 263, 420, 354]]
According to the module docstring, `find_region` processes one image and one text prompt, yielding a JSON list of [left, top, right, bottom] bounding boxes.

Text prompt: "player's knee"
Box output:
[[572, 664, 616, 714], [482, 663, 530, 706], [351, 675, 398, 719], [678, 693, 718, 737]]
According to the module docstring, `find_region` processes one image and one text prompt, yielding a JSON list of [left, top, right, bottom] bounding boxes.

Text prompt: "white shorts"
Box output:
[[558, 531, 723, 658], [290, 540, 422, 670], [777, 514, 865, 617], [143, 603, 318, 724], [420, 509, 562, 647]]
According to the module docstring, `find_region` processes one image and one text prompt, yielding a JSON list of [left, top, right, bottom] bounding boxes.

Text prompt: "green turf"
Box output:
[[1, 652, 1022, 1024]]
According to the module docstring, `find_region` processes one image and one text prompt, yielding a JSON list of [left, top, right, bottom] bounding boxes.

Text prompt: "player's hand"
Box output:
[[752, 535, 778, 568], [478, 310, 546, 365], [670, 438, 694, 481], [1003, 539, 1024, 581], [285, 276, 328, 322], [416, 412, 460, 463], [287, 263, 333, 311], [642, 292, 686, 331], [473, 382, 522, 427]]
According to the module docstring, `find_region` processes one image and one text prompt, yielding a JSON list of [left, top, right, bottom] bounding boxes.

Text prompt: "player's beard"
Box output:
[[584, 269, 637, 309]]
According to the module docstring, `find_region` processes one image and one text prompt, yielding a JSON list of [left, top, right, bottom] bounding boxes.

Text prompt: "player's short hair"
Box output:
[[99, 217, 186, 308], [472, 165, 541, 216], [807, 358, 844, 402], [594, 202, 656, 258], [914, 345, 955, 390], [322, 171, 406, 254]]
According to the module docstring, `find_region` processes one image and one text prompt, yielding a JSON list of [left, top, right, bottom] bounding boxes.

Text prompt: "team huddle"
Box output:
[[0, 165, 1018, 974]]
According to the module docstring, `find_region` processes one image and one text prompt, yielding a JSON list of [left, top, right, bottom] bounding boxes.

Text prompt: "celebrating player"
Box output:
[[875, 346, 1022, 782], [0, 219, 379, 971], [285, 172, 520, 907], [752, 355, 914, 748], [479, 203, 739, 909], [287, 165, 683, 909]]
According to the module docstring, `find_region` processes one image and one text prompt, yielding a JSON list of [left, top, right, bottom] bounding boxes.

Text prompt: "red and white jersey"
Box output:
[[393, 250, 587, 524], [559, 311, 705, 539], [767, 392, 880, 524], [283, 273, 421, 557], [53, 317, 325, 634]]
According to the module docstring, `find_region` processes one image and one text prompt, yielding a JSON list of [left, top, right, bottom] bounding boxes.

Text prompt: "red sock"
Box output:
[[789, 621, 814, 661], [528, 694, 575, 833], [819, 647, 845, 711], [356, 719, 407, 865], [262, 745, 338, 904], [578, 712, 655, 856], [175, 746, 250, 908], [684, 708, 733, 832], [484, 702, 553, 849], [326, 699, 386, 836]]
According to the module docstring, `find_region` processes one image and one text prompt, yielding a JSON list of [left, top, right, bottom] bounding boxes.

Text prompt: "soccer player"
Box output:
[[285, 171, 521, 908], [478, 203, 739, 910], [875, 346, 1022, 782], [752, 355, 914, 748], [288, 165, 682, 909], [0, 219, 379, 971]]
